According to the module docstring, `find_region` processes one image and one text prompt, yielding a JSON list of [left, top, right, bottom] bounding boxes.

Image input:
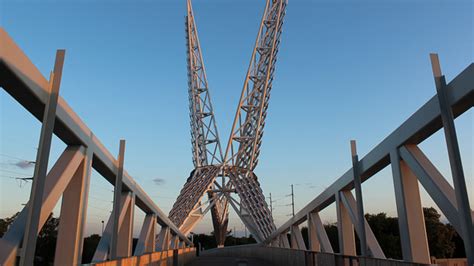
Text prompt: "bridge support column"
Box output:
[[307, 213, 320, 252], [270, 238, 280, 247], [350, 140, 367, 256], [20, 50, 65, 266], [134, 213, 156, 256], [430, 53, 474, 265], [390, 149, 430, 263], [280, 233, 290, 248], [111, 140, 127, 259], [339, 191, 385, 258], [92, 193, 133, 262], [54, 148, 92, 265], [0, 146, 85, 266], [336, 191, 356, 256], [308, 212, 333, 253], [116, 192, 135, 258], [399, 145, 474, 237], [290, 225, 306, 250], [156, 226, 171, 251], [170, 235, 180, 249]]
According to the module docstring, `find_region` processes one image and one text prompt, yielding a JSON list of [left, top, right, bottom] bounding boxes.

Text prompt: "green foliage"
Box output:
[[82, 234, 101, 263], [0, 212, 19, 237], [192, 233, 217, 249], [0, 207, 465, 263], [191, 230, 257, 250], [423, 207, 456, 258], [34, 213, 59, 265], [298, 208, 462, 259], [365, 213, 402, 259], [324, 223, 339, 253], [224, 235, 257, 246]]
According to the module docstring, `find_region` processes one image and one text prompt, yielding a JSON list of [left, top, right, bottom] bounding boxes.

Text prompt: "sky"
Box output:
[[0, 0, 473, 237]]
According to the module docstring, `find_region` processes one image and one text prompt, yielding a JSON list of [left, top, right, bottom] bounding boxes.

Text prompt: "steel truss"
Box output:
[[0, 28, 192, 265], [264, 58, 474, 264], [169, 0, 287, 244]]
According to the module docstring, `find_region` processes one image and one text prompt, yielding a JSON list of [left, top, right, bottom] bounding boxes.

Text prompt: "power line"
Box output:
[[0, 175, 33, 188], [0, 153, 34, 161], [0, 169, 32, 176], [88, 205, 112, 213], [88, 195, 113, 203]]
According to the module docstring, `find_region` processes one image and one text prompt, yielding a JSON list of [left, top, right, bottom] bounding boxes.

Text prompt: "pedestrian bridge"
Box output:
[[0, 0, 473, 263]]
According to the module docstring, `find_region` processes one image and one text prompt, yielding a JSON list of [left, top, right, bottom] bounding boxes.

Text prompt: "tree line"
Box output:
[[0, 207, 465, 264]]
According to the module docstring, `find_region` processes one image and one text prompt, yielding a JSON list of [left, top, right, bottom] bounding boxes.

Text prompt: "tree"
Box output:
[[82, 234, 101, 263], [325, 223, 339, 253], [423, 207, 456, 258], [297, 208, 462, 259], [0, 212, 19, 237], [0, 207, 466, 263], [34, 213, 59, 265]]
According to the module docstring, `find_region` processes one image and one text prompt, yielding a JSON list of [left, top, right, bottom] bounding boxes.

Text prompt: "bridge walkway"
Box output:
[[186, 256, 274, 266]]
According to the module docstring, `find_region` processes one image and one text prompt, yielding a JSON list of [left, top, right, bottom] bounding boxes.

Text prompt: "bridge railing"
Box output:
[[0, 27, 191, 265], [307, 252, 429, 266], [88, 247, 196, 266], [264, 57, 474, 264]]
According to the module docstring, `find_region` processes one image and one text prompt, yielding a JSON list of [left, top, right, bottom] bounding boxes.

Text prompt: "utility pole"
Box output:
[[291, 184, 295, 217], [101, 220, 104, 236]]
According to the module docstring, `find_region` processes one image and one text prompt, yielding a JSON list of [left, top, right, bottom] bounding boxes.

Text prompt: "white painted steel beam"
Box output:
[[307, 212, 333, 253], [336, 192, 356, 256], [431, 54, 474, 265], [117, 192, 135, 258], [134, 214, 156, 256], [339, 191, 385, 258], [111, 140, 126, 259], [92, 193, 132, 262], [307, 213, 320, 252], [290, 225, 306, 250], [20, 49, 65, 266], [170, 235, 180, 249], [0, 28, 191, 245], [264, 61, 473, 243], [156, 226, 171, 251], [280, 234, 290, 249], [54, 148, 92, 265], [390, 149, 430, 264], [350, 140, 367, 256], [399, 145, 466, 235], [0, 146, 84, 266]]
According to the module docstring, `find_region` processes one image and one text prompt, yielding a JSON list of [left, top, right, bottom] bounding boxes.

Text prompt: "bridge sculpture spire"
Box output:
[[169, 0, 287, 245]]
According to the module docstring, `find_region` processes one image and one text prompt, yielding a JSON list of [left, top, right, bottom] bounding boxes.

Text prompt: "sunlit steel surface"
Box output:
[[1, 0, 473, 264], [0, 28, 192, 265], [264, 61, 474, 264], [169, 0, 287, 244]]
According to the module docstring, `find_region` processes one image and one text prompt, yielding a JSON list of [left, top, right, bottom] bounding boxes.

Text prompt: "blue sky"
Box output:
[[0, 0, 472, 237]]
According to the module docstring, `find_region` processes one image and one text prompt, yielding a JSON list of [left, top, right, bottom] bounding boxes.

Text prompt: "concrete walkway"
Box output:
[[185, 256, 274, 266]]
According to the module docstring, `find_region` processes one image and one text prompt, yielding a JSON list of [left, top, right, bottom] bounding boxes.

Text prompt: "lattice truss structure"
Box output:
[[168, 0, 287, 244]]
